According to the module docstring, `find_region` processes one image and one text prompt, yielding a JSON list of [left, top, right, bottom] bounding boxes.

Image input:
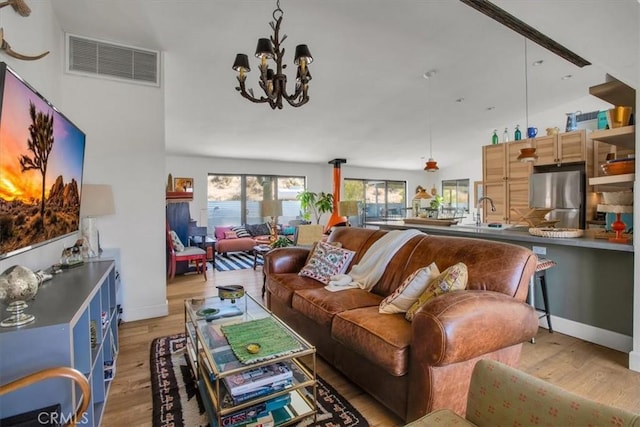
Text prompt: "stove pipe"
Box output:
[[325, 158, 348, 233]]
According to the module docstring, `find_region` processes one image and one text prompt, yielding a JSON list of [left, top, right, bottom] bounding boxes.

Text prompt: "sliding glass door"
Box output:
[[207, 174, 305, 231]]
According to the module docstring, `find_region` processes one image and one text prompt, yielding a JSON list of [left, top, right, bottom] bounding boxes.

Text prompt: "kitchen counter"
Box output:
[[365, 220, 634, 352], [365, 220, 633, 253]]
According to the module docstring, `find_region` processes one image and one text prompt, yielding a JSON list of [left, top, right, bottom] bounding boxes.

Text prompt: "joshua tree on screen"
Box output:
[[19, 101, 54, 230]]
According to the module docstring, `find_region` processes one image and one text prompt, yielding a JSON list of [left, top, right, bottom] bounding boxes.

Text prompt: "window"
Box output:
[[344, 179, 406, 225], [207, 174, 305, 231], [441, 179, 470, 214]]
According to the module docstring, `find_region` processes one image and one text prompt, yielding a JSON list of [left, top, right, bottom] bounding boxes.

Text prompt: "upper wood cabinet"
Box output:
[[482, 140, 533, 182], [533, 130, 587, 166], [482, 140, 532, 223]]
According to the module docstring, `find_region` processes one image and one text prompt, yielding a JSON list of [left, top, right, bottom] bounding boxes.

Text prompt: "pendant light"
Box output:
[[517, 39, 538, 163], [423, 70, 439, 172]]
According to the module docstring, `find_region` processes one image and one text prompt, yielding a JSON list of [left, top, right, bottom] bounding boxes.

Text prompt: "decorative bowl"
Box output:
[[601, 191, 633, 205], [216, 285, 245, 302], [601, 159, 635, 176]]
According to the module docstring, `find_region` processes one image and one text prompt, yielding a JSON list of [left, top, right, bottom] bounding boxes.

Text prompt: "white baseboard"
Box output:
[[536, 311, 632, 353], [121, 300, 168, 322], [629, 351, 640, 373]]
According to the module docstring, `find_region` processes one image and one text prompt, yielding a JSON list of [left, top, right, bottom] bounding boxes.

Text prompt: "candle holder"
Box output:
[[597, 204, 633, 243]]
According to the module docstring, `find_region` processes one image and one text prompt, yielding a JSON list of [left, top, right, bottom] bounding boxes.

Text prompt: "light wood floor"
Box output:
[[102, 268, 640, 427]]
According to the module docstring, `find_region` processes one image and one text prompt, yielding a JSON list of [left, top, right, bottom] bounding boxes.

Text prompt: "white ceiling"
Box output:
[[51, 0, 638, 171]]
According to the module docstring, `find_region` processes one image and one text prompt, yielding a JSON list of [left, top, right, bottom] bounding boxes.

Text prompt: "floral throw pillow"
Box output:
[[299, 241, 355, 285], [379, 262, 440, 314], [405, 262, 468, 321], [169, 230, 185, 252]]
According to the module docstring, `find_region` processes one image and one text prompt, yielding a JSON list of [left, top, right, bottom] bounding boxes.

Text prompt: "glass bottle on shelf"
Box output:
[[492, 130, 499, 145], [503, 127, 509, 142], [514, 125, 522, 141]]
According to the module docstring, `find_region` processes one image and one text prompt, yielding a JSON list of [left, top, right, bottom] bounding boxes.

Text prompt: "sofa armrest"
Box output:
[[264, 247, 311, 274], [411, 290, 538, 366]]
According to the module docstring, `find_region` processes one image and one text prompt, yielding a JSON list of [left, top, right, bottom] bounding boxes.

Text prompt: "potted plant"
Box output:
[[296, 190, 334, 224], [270, 236, 293, 249]]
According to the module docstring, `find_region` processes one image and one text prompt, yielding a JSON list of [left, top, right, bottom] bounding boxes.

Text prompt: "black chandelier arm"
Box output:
[[235, 76, 279, 108]]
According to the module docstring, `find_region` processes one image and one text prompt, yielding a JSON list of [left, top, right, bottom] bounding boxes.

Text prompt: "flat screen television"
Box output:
[[0, 62, 86, 259]]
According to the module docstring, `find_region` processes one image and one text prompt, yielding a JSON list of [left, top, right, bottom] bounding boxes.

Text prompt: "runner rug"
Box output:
[[150, 333, 369, 427], [215, 252, 262, 272]]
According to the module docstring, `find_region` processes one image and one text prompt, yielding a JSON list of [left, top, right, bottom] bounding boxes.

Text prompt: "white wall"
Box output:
[[0, 3, 168, 322]]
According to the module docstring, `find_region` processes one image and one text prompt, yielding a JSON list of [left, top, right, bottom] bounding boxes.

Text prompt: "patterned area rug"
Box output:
[[150, 333, 369, 427], [215, 252, 262, 272]]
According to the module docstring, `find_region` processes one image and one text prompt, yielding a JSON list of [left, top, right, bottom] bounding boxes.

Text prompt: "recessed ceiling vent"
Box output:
[[66, 33, 160, 86]]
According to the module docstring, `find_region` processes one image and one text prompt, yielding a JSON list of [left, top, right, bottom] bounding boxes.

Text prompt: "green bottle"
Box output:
[[492, 130, 499, 145], [514, 125, 522, 141]]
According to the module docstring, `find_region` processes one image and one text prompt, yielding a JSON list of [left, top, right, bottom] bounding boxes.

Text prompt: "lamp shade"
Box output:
[[338, 201, 359, 217], [424, 158, 439, 172], [294, 44, 313, 65], [232, 53, 251, 72], [255, 38, 275, 58], [81, 184, 115, 217], [262, 199, 282, 217]]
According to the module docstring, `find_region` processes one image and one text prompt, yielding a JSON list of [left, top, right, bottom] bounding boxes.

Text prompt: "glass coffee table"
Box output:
[[184, 293, 316, 426]]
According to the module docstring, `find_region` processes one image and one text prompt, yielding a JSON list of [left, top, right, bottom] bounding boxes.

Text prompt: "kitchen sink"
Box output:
[[452, 223, 514, 230]]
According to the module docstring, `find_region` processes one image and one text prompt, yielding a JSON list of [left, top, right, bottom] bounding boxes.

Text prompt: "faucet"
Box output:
[[476, 196, 496, 226]]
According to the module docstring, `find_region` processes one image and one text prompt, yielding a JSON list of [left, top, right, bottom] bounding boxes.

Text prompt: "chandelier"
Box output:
[[232, 0, 313, 110], [423, 70, 439, 172]]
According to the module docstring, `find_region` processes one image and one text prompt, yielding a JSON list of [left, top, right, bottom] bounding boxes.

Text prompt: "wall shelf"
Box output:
[[589, 78, 636, 106], [0, 262, 119, 426], [589, 126, 635, 149], [589, 173, 635, 187]]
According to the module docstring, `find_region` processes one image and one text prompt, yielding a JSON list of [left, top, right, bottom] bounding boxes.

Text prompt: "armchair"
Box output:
[[407, 359, 640, 426], [0, 367, 90, 427]]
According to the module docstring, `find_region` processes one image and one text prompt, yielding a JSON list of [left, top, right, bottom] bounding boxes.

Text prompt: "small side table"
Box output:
[[252, 244, 271, 270]]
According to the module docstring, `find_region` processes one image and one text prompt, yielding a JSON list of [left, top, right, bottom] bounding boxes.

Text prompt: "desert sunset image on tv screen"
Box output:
[[0, 65, 85, 257]]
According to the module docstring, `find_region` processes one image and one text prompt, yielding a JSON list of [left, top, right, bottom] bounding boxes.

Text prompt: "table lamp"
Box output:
[[262, 199, 282, 243], [338, 201, 359, 226], [81, 184, 115, 257]]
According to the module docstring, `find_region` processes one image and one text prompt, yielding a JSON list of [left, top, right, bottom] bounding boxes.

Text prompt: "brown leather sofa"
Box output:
[[264, 227, 539, 423]]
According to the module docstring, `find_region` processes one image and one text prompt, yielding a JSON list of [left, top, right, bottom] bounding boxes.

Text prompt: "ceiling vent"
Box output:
[[66, 33, 160, 86]]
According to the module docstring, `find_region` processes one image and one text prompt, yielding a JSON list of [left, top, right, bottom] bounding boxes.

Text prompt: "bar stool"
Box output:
[[531, 258, 556, 336]]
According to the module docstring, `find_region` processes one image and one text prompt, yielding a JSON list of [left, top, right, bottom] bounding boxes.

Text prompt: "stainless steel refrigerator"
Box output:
[[529, 170, 583, 228]]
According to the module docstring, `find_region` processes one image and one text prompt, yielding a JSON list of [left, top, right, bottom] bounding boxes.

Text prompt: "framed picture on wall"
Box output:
[[174, 177, 194, 193]]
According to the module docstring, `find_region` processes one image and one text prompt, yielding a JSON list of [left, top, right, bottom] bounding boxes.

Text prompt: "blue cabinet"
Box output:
[[0, 261, 119, 426]]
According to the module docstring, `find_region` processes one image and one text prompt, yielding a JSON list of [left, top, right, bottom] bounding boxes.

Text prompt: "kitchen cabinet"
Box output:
[[482, 140, 532, 223], [533, 130, 588, 166]]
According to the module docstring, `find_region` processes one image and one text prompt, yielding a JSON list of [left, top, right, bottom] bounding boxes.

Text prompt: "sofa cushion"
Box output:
[[333, 306, 411, 377], [379, 262, 440, 314], [231, 225, 252, 238], [406, 262, 468, 321], [246, 223, 271, 237], [224, 230, 238, 239], [298, 241, 355, 284], [215, 225, 234, 240], [169, 230, 185, 252], [267, 273, 325, 307], [292, 287, 382, 328]]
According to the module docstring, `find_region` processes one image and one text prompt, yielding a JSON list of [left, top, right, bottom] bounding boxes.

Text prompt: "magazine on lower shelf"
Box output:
[[201, 353, 293, 407], [223, 362, 293, 396], [221, 393, 290, 426]]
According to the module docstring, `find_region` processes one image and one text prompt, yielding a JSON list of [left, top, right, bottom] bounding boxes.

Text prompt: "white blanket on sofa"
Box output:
[[325, 229, 423, 292]]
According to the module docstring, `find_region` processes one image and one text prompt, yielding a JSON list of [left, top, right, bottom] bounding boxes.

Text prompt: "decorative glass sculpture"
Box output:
[[0, 265, 41, 327]]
